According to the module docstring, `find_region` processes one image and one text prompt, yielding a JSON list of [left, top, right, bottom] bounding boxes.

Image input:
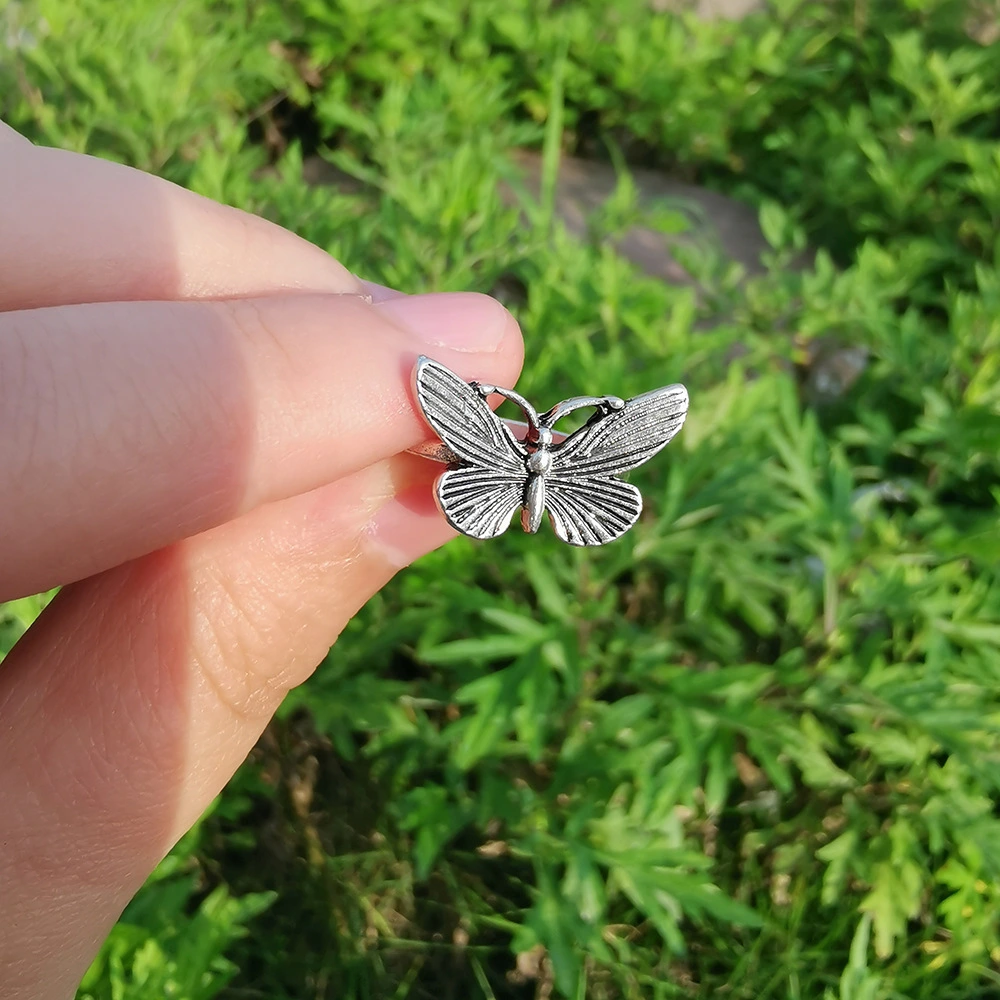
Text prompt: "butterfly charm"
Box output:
[[411, 356, 689, 546]]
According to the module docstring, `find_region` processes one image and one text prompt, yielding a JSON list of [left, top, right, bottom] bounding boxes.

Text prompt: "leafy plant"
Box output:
[[2, 0, 999, 997]]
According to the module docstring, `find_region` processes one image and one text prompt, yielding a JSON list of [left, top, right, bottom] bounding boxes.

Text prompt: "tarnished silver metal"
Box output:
[[410, 356, 689, 546]]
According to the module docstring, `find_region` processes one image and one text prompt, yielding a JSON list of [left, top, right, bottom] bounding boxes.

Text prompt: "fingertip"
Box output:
[[374, 291, 513, 353], [357, 284, 524, 390], [387, 291, 524, 391]]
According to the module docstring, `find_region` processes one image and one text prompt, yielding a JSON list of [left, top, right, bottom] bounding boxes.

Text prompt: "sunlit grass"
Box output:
[[3, 1, 1000, 997]]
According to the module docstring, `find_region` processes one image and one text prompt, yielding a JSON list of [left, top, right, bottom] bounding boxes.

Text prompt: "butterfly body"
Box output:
[[525, 446, 553, 476], [522, 470, 545, 533], [413, 357, 688, 546]]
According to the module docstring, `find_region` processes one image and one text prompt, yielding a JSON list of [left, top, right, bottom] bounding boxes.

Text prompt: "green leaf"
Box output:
[[859, 860, 924, 959]]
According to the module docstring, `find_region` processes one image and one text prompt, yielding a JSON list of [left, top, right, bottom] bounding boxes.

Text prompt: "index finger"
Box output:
[[0, 137, 362, 311]]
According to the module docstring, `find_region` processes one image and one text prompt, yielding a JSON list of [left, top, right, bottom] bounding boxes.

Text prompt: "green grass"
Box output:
[[4, 0, 1000, 996]]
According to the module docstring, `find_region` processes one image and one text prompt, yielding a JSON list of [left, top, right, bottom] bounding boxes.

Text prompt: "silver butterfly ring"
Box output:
[[409, 357, 689, 546]]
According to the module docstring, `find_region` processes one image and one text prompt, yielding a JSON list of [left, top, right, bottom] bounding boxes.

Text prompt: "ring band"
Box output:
[[407, 419, 565, 464]]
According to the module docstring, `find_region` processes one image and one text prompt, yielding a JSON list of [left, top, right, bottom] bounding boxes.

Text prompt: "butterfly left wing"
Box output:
[[543, 475, 642, 546], [413, 356, 529, 540], [436, 467, 526, 540], [550, 383, 688, 478], [413, 356, 526, 473]]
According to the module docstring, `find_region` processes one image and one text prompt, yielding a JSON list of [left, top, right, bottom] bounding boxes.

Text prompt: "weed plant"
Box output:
[[3, 1, 1000, 997]]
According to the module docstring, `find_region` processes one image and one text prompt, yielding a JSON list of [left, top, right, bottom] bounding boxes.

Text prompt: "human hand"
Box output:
[[0, 123, 523, 998]]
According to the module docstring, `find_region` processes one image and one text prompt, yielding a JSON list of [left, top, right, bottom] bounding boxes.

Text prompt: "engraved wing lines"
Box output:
[[544, 476, 643, 547], [437, 468, 526, 540], [413, 358, 525, 473], [414, 358, 528, 540], [412, 356, 688, 546], [550, 384, 689, 478]]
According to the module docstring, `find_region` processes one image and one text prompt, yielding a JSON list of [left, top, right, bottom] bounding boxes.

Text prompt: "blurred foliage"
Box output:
[[3, 0, 1000, 997], [75, 813, 275, 1000]]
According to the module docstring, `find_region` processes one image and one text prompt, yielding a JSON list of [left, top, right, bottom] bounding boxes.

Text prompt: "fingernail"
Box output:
[[374, 292, 512, 352]]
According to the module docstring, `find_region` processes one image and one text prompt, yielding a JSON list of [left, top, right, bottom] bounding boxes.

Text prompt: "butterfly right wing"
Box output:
[[543, 475, 643, 546], [550, 384, 688, 478], [541, 384, 687, 545], [414, 357, 528, 540]]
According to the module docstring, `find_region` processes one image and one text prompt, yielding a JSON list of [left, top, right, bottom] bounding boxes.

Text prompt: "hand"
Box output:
[[0, 124, 523, 999]]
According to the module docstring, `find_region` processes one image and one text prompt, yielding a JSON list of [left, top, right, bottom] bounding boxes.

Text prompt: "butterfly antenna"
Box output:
[[473, 383, 542, 442], [539, 395, 626, 428]]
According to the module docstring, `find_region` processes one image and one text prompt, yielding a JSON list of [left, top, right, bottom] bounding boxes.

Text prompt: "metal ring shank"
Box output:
[[407, 419, 566, 464]]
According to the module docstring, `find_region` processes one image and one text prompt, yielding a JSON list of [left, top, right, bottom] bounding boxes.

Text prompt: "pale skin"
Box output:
[[0, 120, 524, 999]]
